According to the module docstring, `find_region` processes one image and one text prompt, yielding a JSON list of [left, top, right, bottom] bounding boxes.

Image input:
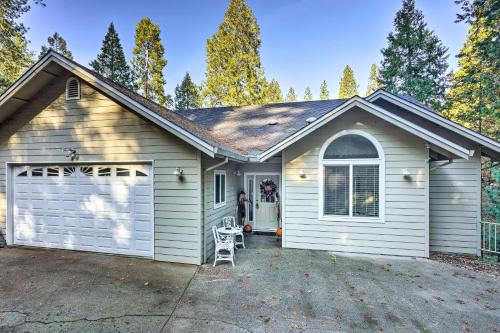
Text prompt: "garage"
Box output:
[[11, 164, 154, 258]]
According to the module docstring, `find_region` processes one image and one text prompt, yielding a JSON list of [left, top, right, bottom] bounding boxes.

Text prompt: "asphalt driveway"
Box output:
[[1, 236, 498, 333]]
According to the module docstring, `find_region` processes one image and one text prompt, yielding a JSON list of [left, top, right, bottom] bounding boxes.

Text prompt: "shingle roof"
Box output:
[[54, 52, 245, 155], [175, 99, 348, 156], [396, 93, 436, 112]]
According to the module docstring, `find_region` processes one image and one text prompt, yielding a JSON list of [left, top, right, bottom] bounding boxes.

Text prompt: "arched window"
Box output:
[[319, 130, 384, 220], [66, 77, 80, 100]]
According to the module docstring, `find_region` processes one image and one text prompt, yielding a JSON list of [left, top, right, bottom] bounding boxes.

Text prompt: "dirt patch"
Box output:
[[431, 252, 500, 279]]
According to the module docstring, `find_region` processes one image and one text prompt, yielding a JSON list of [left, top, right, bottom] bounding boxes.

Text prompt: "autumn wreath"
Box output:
[[260, 178, 277, 201]]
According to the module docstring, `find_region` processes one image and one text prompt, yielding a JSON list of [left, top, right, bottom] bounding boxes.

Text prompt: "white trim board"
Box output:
[[257, 97, 473, 162], [366, 90, 500, 154]]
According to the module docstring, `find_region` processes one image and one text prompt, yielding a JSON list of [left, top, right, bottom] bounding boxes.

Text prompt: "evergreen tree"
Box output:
[[379, 0, 449, 109], [0, 0, 42, 93], [304, 87, 313, 101], [203, 0, 267, 106], [366, 64, 381, 96], [90, 23, 133, 89], [319, 80, 329, 100], [265, 78, 282, 103], [338, 65, 358, 98], [40, 32, 73, 59], [285, 87, 297, 102], [131, 18, 168, 106], [0, 34, 34, 92], [444, 0, 499, 139], [174, 72, 200, 110]]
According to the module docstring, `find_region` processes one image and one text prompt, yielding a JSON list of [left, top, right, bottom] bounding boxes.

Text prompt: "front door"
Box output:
[[245, 173, 280, 231]]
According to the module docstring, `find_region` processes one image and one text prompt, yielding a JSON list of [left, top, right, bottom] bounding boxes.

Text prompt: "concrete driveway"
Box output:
[[1, 236, 499, 333]]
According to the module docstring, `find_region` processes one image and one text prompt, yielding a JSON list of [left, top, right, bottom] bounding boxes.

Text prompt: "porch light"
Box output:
[[233, 170, 241, 177], [299, 169, 306, 178], [173, 167, 184, 177]]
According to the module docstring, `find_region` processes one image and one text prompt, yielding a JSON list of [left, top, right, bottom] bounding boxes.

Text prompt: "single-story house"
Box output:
[[0, 50, 498, 265]]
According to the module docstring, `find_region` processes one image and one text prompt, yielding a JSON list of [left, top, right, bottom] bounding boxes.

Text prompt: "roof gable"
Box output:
[[367, 89, 500, 160], [0, 51, 245, 160]]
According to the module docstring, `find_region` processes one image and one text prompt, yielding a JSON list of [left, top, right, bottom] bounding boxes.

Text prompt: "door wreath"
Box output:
[[260, 178, 277, 202]]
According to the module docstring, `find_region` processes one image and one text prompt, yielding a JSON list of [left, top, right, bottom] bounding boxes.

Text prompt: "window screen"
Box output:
[[324, 165, 349, 215], [353, 165, 379, 217]]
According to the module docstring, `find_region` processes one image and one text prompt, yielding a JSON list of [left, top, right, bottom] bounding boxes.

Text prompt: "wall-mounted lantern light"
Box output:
[[233, 170, 241, 177], [299, 169, 306, 178], [402, 168, 412, 180], [173, 167, 184, 177], [63, 148, 79, 161]]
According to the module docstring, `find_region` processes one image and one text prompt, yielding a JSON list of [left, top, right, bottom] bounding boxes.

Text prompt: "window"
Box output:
[[80, 166, 93, 176], [66, 77, 80, 100], [116, 168, 130, 176], [47, 167, 60, 176], [97, 167, 111, 177], [214, 170, 226, 209], [31, 167, 43, 177], [320, 131, 384, 220]]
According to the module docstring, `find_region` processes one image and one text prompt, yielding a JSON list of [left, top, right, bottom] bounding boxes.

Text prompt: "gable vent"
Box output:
[[66, 77, 80, 100]]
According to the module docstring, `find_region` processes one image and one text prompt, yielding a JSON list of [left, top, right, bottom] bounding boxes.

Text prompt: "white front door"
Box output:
[[12, 164, 154, 258], [245, 173, 280, 231]]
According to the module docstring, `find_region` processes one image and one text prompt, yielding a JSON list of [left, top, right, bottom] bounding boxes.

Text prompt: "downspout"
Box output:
[[430, 159, 453, 171], [205, 157, 229, 172]]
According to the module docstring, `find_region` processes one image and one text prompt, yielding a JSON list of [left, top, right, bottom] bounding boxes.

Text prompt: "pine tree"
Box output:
[[304, 87, 313, 101], [265, 78, 282, 103], [131, 18, 168, 106], [380, 0, 449, 109], [174, 72, 200, 110], [444, 0, 499, 139], [338, 65, 358, 98], [40, 32, 72, 59], [203, 0, 267, 106], [285, 87, 297, 102], [90, 22, 133, 89], [366, 64, 381, 96], [0, 0, 41, 93], [0, 34, 34, 93], [319, 80, 329, 100]]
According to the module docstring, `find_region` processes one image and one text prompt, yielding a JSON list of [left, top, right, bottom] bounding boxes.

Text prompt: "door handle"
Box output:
[[256, 203, 259, 209]]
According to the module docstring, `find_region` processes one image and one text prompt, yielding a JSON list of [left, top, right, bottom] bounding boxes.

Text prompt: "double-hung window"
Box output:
[[320, 131, 383, 220], [214, 170, 226, 209]]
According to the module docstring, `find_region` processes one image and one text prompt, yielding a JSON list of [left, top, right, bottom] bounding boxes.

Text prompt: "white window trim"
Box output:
[[318, 129, 385, 222], [213, 170, 227, 209], [65, 77, 81, 100]]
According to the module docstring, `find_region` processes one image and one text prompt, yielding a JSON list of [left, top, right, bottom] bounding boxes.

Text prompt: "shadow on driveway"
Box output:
[[163, 234, 499, 333], [0, 247, 196, 332], [1, 236, 499, 333]]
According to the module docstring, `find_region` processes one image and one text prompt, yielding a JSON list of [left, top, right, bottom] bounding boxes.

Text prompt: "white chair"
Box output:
[[222, 216, 245, 249], [212, 225, 235, 267]]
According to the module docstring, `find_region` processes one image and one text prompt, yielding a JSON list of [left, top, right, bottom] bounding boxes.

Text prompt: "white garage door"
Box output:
[[12, 164, 153, 258]]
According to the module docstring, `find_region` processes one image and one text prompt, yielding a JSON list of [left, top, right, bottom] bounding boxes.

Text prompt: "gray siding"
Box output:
[[202, 158, 238, 262], [0, 79, 203, 264], [429, 155, 481, 254], [283, 109, 429, 257]]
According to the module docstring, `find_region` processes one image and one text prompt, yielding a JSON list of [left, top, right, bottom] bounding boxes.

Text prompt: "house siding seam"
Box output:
[[0, 80, 202, 265], [429, 152, 481, 255], [283, 109, 429, 257]]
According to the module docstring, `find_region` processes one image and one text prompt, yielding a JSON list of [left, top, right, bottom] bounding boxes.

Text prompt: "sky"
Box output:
[[22, 0, 469, 99]]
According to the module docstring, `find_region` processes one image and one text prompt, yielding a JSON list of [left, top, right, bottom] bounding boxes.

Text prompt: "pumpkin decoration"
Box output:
[[243, 224, 253, 233], [276, 227, 282, 237]]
